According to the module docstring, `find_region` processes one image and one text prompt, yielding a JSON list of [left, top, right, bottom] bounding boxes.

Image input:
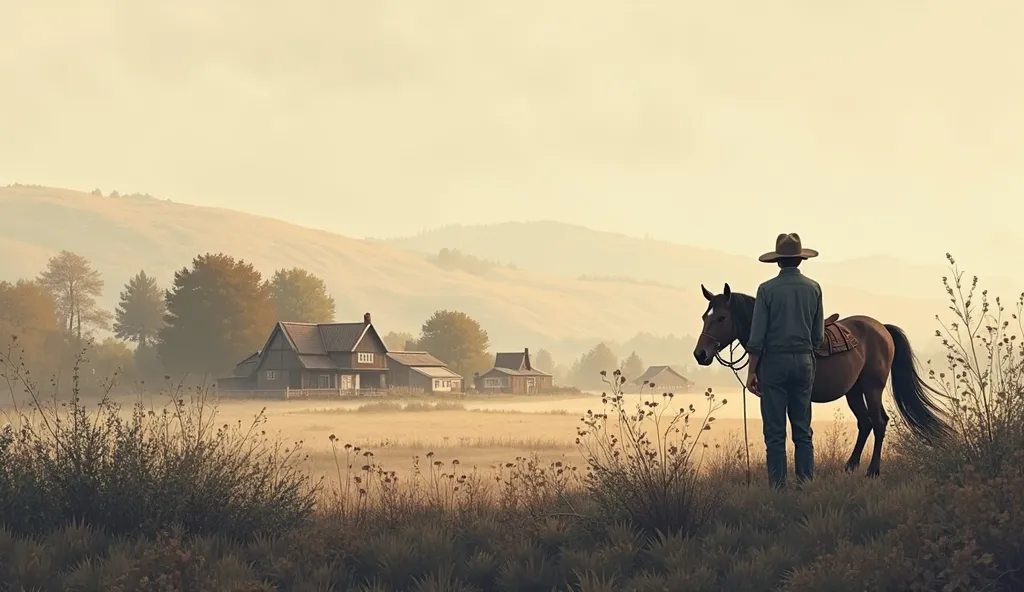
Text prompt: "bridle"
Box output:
[[699, 315, 749, 371]]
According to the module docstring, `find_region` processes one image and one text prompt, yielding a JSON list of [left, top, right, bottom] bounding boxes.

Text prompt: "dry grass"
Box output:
[[201, 395, 854, 483], [3, 256, 1022, 590]]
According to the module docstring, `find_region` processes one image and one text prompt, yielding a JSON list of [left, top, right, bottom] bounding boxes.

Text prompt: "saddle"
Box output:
[[815, 313, 859, 357]]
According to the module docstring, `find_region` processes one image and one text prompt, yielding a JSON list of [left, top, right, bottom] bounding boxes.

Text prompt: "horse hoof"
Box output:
[[844, 463, 858, 473], [865, 468, 880, 478]]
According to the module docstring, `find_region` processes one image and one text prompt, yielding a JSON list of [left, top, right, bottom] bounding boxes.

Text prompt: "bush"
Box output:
[[892, 254, 1024, 479], [575, 369, 725, 535], [0, 342, 319, 541]]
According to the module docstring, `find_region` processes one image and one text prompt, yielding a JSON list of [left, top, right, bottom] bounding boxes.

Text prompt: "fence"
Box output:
[[214, 386, 424, 400]]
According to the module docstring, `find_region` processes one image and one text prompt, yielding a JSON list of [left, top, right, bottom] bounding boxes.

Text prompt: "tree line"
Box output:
[[0, 251, 338, 384], [2, 249, 727, 391]]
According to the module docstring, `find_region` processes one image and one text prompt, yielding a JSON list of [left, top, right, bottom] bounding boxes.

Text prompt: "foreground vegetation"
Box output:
[[1, 257, 1021, 591]]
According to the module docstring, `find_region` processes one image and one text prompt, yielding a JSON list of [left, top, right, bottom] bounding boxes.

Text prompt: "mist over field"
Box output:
[[2, 2, 1022, 590]]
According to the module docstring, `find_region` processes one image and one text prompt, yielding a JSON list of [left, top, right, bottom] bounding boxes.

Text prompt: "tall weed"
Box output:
[[0, 341, 319, 540], [576, 369, 725, 534], [892, 254, 1024, 478]]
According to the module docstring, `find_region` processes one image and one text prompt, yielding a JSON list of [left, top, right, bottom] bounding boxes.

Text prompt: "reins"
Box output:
[[702, 331, 753, 486]]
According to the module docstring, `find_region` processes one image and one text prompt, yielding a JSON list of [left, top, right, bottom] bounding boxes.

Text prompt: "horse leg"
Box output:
[[863, 386, 889, 478], [844, 389, 872, 472]]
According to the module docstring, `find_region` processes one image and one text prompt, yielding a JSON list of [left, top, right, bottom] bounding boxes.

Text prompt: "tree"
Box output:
[[267, 267, 336, 323], [37, 250, 112, 341], [534, 348, 555, 373], [0, 280, 64, 371], [415, 310, 491, 378], [113, 270, 166, 349], [570, 342, 619, 389], [80, 337, 138, 388], [382, 331, 415, 351], [158, 253, 276, 378], [620, 350, 645, 381]]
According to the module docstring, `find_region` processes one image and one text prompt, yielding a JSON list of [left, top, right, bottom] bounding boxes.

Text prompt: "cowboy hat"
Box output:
[[758, 233, 819, 263]]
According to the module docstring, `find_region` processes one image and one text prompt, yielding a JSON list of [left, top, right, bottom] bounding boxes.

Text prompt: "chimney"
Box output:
[[523, 347, 532, 370], [363, 312, 371, 325]]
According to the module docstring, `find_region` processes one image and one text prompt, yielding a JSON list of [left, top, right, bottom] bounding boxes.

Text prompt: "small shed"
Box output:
[[387, 351, 464, 393], [634, 365, 694, 392]]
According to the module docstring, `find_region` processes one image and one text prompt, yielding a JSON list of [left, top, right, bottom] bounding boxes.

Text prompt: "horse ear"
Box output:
[[723, 283, 732, 300], [701, 284, 714, 301]]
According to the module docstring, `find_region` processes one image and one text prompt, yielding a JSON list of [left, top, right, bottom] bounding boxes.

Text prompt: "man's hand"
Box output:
[[745, 371, 759, 394]]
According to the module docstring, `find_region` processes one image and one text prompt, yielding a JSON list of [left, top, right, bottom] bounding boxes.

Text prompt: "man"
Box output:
[[745, 232, 824, 488]]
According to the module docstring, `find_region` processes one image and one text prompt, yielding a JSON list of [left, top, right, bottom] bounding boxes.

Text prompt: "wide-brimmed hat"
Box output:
[[758, 233, 819, 263]]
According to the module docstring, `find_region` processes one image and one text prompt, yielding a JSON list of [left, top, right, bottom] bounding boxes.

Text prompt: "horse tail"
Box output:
[[884, 323, 953, 442]]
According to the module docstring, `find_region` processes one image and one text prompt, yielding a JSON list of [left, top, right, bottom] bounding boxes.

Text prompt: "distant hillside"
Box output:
[[381, 221, 1022, 312], [0, 187, 956, 364], [0, 186, 703, 359]]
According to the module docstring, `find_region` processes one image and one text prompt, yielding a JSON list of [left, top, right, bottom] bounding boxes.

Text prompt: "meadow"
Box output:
[[208, 393, 853, 484], [0, 261, 1021, 591]]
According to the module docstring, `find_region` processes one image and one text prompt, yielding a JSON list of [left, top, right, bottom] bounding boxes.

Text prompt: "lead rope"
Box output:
[[715, 342, 752, 486]]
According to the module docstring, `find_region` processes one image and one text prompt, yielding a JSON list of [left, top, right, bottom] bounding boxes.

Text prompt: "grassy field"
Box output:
[[1, 262, 1021, 591], [185, 393, 855, 485]]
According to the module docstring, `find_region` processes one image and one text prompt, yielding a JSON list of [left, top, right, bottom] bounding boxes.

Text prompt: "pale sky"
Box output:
[[2, 1, 1021, 275]]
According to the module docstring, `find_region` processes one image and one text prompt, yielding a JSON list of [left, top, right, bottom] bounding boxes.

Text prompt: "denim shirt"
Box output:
[[746, 268, 824, 356]]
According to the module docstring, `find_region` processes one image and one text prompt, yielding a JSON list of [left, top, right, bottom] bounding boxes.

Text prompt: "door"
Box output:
[[340, 375, 354, 391], [526, 377, 536, 393], [318, 374, 330, 389]]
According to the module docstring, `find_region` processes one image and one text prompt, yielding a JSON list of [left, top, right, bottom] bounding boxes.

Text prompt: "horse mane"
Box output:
[[728, 292, 756, 347]]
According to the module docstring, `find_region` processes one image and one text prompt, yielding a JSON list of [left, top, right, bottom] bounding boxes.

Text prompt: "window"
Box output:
[[433, 379, 441, 389], [318, 374, 330, 388], [265, 370, 277, 380], [483, 377, 503, 388], [358, 352, 374, 364]]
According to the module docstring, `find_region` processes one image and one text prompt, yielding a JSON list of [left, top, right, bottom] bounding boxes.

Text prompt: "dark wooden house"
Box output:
[[386, 351, 463, 393], [634, 365, 694, 393], [220, 312, 389, 395], [477, 348, 553, 394]]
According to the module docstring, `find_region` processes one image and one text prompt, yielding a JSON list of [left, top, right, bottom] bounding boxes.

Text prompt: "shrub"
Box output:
[[575, 369, 725, 535], [0, 342, 319, 540], [892, 254, 1024, 478]]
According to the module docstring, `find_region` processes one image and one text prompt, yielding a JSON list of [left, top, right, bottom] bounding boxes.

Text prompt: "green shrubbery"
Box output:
[[1, 258, 1022, 591]]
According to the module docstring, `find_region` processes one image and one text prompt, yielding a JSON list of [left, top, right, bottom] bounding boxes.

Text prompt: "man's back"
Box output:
[[747, 268, 824, 356]]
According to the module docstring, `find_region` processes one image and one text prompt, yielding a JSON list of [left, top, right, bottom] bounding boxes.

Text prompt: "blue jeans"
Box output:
[[759, 352, 815, 488]]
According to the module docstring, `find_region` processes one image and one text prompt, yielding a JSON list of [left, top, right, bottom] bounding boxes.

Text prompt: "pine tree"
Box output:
[[113, 270, 166, 348]]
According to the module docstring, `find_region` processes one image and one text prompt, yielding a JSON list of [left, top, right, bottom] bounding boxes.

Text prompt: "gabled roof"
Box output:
[[278, 322, 376, 355], [387, 351, 446, 367], [485, 366, 551, 377], [634, 365, 692, 386], [248, 314, 388, 372], [236, 351, 260, 366], [490, 348, 551, 377], [411, 366, 463, 379], [494, 352, 528, 370], [234, 351, 262, 377]]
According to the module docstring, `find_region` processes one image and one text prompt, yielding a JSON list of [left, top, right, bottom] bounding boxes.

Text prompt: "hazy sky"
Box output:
[[2, 1, 1021, 273]]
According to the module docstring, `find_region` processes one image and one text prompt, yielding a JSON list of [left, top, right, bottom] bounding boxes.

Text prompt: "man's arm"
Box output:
[[812, 284, 824, 350], [746, 284, 770, 373]]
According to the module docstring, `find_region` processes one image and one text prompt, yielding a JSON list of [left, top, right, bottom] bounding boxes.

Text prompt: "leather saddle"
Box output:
[[816, 313, 859, 357]]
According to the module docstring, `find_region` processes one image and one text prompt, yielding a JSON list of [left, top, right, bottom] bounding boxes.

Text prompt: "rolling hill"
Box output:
[[1, 186, 956, 364], [379, 221, 1022, 303]]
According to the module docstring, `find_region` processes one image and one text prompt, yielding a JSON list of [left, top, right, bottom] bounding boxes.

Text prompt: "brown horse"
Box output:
[[692, 283, 951, 477]]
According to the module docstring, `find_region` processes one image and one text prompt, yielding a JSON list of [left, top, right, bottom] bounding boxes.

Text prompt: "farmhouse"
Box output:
[[219, 312, 389, 395], [634, 365, 694, 393], [477, 348, 553, 394], [387, 351, 463, 393]]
